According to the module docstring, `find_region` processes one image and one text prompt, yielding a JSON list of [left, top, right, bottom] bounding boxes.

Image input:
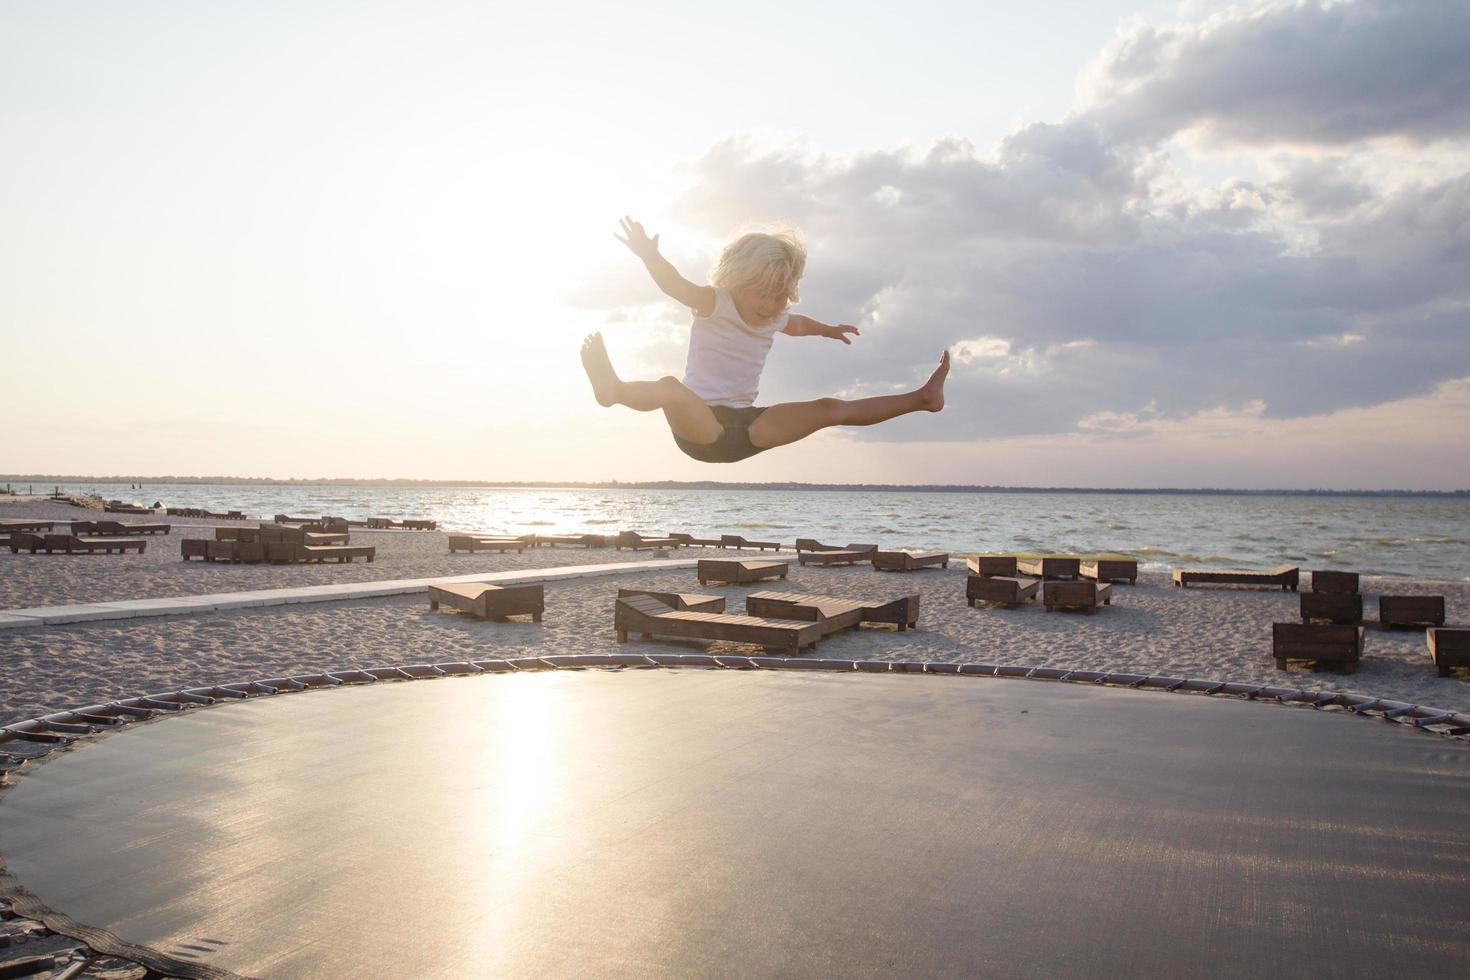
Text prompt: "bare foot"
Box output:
[[580, 332, 622, 407], [919, 350, 949, 412]]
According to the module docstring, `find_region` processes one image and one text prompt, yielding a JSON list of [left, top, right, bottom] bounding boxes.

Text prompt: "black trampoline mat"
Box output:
[[2, 669, 1469, 978]]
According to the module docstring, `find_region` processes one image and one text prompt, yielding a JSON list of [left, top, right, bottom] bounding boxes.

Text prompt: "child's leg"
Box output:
[[581, 333, 724, 445], [748, 350, 949, 450]]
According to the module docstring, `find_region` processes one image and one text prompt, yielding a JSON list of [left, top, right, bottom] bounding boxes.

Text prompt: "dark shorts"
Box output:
[[673, 405, 769, 464]]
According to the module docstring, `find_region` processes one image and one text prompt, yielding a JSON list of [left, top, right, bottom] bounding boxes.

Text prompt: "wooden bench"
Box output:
[[1300, 592, 1363, 625], [720, 534, 781, 551], [871, 550, 949, 572], [1310, 570, 1359, 595], [41, 534, 146, 555], [669, 533, 724, 548], [447, 535, 527, 554], [746, 591, 920, 632], [1379, 595, 1445, 629], [616, 589, 726, 613], [1080, 559, 1137, 584], [697, 559, 789, 586], [1017, 557, 1081, 581], [1273, 623, 1363, 672], [71, 520, 171, 536], [615, 531, 681, 550], [1042, 581, 1112, 613], [1427, 628, 1470, 677], [613, 593, 822, 654], [429, 583, 544, 621], [966, 556, 1018, 577], [1172, 565, 1299, 591], [966, 575, 1039, 608]]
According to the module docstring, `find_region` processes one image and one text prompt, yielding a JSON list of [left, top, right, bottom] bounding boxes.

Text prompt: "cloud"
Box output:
[[1080, 0, 1470, 147]]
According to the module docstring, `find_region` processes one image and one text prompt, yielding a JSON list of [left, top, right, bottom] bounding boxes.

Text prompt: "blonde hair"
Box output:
[[709, 229, 806, 303]]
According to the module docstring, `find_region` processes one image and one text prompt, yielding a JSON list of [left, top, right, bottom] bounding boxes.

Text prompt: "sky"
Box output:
[[4, 0, 1468, 488]]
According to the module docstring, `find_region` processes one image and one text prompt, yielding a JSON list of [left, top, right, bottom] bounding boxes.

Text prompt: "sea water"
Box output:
[[30, 482, 1469, 580]]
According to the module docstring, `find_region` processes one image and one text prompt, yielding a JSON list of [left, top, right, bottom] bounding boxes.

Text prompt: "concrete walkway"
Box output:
[[0, 558, 702, 628]]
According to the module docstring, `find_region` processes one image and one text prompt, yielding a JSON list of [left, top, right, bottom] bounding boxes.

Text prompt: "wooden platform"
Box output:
[[720, 534, 781, 551], [1427, 628, 1470, 677], [697, 559, 789, 586], [1273, 622, 1364, 672], [1300, 592, 1363, 625], [613, 593, 822, 653], [745, 590, 920, 632], [1017, 557, 1081, 581], [616, 589, 726, 613], [871, 550, 949, 572], [1172, 565, 1299, 591], [966, 556, 1018, 577], [533, 534, 604, 549], [1379, 595, 1446, 629], [429, 582, 544, 621], [1043, 581, 1112, 613], [1080, 559, 1137, 584], [1310, 570, 1359, 595], [966, 575, 1039, 608], [0, 520, 55, 534], [447, 535, 526, 554], [24, 534, 148, 555]]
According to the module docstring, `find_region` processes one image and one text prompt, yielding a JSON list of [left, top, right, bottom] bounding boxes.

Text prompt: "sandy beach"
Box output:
[[3, 495, 1466, 728]]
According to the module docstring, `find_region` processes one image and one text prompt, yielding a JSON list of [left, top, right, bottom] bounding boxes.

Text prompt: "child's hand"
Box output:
[[825, 324, 860, 345], [614, 216, 661, 261]]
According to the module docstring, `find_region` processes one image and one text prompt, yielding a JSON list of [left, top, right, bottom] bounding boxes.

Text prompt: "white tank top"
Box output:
[[681, 288, 789, 407]]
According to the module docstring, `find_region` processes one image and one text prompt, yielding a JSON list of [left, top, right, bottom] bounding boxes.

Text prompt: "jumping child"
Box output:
[[580, 216, 949, 463]]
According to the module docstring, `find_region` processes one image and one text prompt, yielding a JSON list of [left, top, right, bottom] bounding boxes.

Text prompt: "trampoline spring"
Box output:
[[1382, 705, 1421, 720], [37, 720, 97, 736], [1408, 713, 1456, 728], [131, 697, 188, 712], [1165, 680, 1189, 691], [255, 678, 308, 692], [1202, 683, 1228, 695], [67, 711, 126, 726], [0, 727, 69, 745], [1349, 699, 1384, 714], [105, 701, 156, 718], [1443, 725, 1470, 737], [170, 691, 217, 705]]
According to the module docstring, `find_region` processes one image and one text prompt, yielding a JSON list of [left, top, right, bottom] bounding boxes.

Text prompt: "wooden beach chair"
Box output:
[[871, 550, 949, 572], [795, 540, 878, 566], [617, 588, 726, 613], [1172, 565, 1299, 591], [1272, 623, 1364, 672], [966, 575, 1040, 608], [181, 539, 210, 561], [1378, 595, 1445, 629], [43, 534, 146, 555], [1080, 558, 1137, 584], [615, 531, 681, 550], [669, 532, 723, 548], [1310, 570, 1359, 595], [429, 583, 543, 622], [719, 534, 782, 551], [745, 591, 920, 632], [1042, 581, 1112, 614], [0, 519, 55, 534], [1427, 628, 1470, 677], [966, 555, 1018, 577], [1300, 592, 1363, 625], [613, 592, 822, 654], [8, 532, 49, 554], [298, 544, 375, 564], [447, 534, 527, 554], [697, 559, 789, 586], [1017, 557, 1081, 581], [534, 534, 604, 548], [83, 520, 170, 536]]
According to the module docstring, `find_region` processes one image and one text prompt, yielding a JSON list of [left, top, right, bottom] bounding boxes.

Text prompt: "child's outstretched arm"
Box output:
[[783, 314, 860, 346], [615, 216, 716, 317]]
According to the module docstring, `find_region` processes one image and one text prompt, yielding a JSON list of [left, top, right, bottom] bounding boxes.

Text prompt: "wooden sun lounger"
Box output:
[[966, 556, 1018, 577], [1080, 559, 1137, 584], [966, 575, 1040, 608], [42, 534, 146, 555], [1379, 595, 1445, 629], [720, 534, 781, 551], [9, 533, 49, 554], [613, 593, 822, 654], [1427, 628, 1470, 677], [0, 520, 55, 534], [871, 550, 949, 572], [298, 545, 375, 564], [1310, 570, 1359, 595], [615, 531, 681, 550], [447, 535, 526, 554], [1273, 623, 1363, 672], [1172, 565, 1300, 591], [533, 534, 604, 548], [1043, 581, 1112, 613], [796, 541, 878, 567], [429, 583, 544, 621], [366, 518, 438, 530], [72, 520, 171, 536], [1300, 592, 1363, 625], [669, 533, 724, 548], [1017, 557, 1081, 581], [617, 588, 726, 613], [697, 559, 789, 585], [745, 591, 920, 632]]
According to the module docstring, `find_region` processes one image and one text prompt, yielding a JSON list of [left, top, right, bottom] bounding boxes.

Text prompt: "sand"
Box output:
[[3, 542, 1467, 728]]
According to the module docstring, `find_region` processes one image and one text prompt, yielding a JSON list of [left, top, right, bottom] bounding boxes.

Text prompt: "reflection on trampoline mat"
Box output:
[[2, 668, 1469, 978]]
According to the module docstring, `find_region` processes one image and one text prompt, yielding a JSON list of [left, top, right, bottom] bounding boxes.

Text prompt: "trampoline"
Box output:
[[3, 657, 1470, 979]]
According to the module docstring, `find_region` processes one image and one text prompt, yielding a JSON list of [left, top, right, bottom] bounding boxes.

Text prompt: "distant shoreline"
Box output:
[[3, 475, 1466, 497]]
